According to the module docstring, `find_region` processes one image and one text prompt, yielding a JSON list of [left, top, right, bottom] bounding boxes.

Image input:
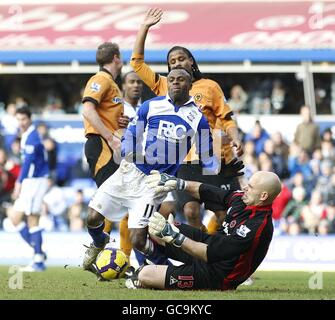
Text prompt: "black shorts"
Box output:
[[84, 134, 119, 187], [175, 163, 239, 209], [208, 162, 241, 191], [175, 164, 212, 209], [164, 224, 221, 290]]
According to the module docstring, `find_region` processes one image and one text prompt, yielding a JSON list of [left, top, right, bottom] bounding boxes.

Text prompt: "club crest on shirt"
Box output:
[[193, 93, 203, 102], [90, 82, 101, 92], [229, 220, 236, 228]]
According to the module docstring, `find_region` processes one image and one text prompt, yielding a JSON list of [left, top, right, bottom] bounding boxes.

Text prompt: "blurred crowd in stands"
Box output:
[[0, 96, 335, 235], [1, 74, 333, 115]]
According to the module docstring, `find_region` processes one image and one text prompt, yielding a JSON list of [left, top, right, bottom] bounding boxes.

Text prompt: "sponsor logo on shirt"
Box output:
[[112, 97, 123, 104], [90, 82, 101, 92], [236, 225, 251, 238], [157, 120, 187, 142]]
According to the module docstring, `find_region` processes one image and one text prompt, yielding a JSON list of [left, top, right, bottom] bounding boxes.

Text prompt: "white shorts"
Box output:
[[89, 160, 166, 229], [14, 177, 49, 216], [162, 192, 175, 202]]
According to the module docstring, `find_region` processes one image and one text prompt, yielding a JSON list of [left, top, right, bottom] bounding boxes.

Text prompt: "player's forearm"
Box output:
[[133, 24, 150, 56], [181, 237, 208, 262], [184, 181, 202, 200], [226, 126, 239, 142], [82, 103, 114, 140]]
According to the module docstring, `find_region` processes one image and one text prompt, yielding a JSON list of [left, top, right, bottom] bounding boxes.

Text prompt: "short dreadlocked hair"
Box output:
[[167, 46, 203, 81]]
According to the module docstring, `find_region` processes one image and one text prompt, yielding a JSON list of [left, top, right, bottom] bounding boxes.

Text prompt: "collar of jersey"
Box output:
[[166, 94, 195, 109], [100, 67, 114, 79], [21, 124, 35, 146], [245, 204, 272, 212]]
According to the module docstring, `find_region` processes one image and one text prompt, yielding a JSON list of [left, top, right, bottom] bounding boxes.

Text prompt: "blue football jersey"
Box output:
[[122, 95, 218, 175], [18, 125, 49, 182]]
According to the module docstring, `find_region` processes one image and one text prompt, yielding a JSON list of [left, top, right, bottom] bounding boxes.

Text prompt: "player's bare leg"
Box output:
[[129, 228, 169, 265], [207, 210, 227, 234], [125, 264, 168, 289], [103, 218, 113, 234], [119, 214, 132, 257], [183, 201, 207, 231], [129, 228, 148, 253], [138, 265, 168, 289], [159, 201, 175, 219]]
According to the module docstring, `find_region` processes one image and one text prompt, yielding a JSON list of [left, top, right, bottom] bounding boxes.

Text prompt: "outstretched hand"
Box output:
[[222, 158, 245, 179], [145, 170, 186, 195], [143, 8, 163, 28], [148, 213, 185, 247], [230, 140, 244, 157]]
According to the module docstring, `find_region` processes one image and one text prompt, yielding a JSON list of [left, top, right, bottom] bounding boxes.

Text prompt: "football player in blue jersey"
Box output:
[[83, 68, 219, 272], [10, 107, 49, 272]]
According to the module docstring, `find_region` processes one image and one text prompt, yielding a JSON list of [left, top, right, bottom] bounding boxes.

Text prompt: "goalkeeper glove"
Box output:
[[222, 158, 245, 179], [145, 170, 186, 195], [148, 213, 186, 247]]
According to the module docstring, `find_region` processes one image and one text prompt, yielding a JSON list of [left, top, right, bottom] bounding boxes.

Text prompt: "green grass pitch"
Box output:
[[0, 267, 334, 300]]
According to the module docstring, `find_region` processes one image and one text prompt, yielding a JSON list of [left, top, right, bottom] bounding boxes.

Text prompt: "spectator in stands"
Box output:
[[315, 160, 333, 202], [258, 152, 273, 172], [0, 148, 17, 199], [288, 148, 313, 181], [309, 148, 322, 178], [14, 96, 28, 109], [68, 189, 87, 232], [271, 80, 286, 114], [8, 137, 21, 165], [282, 186, 307, 226], [43, 97, 66, 115], [317, 219, 331, 235], [227, 85, 248, 114], [286, 171, 311, 197], [271, 182, 292, 235], [242, 141, 258, 178], [244, 120, 270, 156], [263, 139, 289, 179], [300, 190, 327, 234], [0, 152, 13, 227], [37, 123, 58, 179], [319, 173, 335, 207], [42, 178, 68, 231], [321, 128, 334, 145], [73, 88, 85, 114], [0, 103, 19, 151], [326, 205, 335, 234], [271, 131, 289, 161], [294, 105, 321, 155], [321, 139, 335, 162]]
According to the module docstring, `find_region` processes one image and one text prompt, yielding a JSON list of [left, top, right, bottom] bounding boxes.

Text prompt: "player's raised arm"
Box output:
[[130, 8, 166, 93], [133, 8, 163, 57]]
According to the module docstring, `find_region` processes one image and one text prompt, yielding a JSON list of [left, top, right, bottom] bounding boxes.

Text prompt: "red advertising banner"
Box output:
[[0, 2, 335, 50]]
